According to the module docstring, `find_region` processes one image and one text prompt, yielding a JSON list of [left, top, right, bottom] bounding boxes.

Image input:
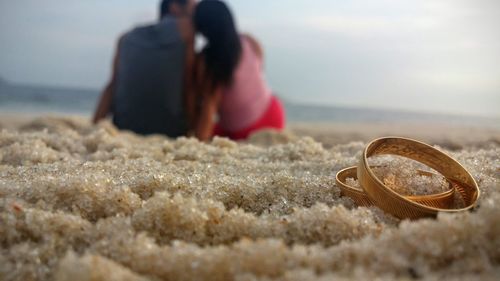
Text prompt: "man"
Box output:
[[93, 0, 196, 137]]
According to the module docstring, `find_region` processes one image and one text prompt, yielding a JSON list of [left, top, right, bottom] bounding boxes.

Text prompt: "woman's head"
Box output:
[[194, 0, 241, 88]]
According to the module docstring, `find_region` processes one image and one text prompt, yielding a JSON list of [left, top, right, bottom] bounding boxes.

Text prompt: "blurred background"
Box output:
[[0, 0, 499, 126]]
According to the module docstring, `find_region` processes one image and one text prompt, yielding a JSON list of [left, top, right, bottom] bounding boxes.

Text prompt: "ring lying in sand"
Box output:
[[336, 166, 455, 208], [357, 137, 480, 219]]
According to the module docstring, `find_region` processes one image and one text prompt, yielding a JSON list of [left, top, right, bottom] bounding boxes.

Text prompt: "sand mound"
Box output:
[[0, 117, 499, 280]]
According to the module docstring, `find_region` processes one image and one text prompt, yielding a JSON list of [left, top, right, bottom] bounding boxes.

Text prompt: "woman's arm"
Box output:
[[93, 39, 120, 124], [190, 54, 222, 141], [195, 87, 222, 141]]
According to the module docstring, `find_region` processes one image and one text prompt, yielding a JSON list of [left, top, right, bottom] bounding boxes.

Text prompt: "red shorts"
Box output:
[[214, 96, 285, 140]]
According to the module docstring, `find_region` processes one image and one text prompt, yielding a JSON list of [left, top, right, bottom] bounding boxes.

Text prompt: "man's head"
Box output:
[[159, 0, 196, 19]]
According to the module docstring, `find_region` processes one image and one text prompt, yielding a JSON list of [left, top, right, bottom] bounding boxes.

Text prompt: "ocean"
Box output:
[[0, 78, 498, 128]]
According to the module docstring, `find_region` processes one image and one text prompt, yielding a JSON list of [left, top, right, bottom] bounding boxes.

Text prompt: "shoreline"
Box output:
[[1, 113, 499, 149]]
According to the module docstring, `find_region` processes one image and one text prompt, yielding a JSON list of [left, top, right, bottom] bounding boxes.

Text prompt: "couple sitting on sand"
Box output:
[[93, 0, 285, 141]]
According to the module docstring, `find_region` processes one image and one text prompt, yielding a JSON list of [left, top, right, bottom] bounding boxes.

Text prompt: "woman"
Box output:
[[188, 0, 285, 141]]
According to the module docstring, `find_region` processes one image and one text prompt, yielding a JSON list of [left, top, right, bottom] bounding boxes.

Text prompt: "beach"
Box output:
[[0, 114, 499, 281]]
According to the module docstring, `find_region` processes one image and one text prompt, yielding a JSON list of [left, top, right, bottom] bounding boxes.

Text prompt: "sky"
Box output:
[[0, 0, 499, 117]]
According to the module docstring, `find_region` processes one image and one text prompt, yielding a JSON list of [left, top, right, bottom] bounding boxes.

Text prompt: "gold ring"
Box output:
[[358, 137, 480, 219], [336, 166, 455, 208]]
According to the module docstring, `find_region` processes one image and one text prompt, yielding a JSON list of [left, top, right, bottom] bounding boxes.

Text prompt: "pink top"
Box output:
[[218, 36, 272, 132]]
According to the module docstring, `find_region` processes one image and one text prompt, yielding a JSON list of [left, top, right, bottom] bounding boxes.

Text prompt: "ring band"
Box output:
[[336, 166, 455, 208], [358, 137, 480, 219]]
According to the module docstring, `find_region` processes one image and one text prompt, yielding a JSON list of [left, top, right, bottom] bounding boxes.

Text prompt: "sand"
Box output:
[[0, 114, 499, 281]]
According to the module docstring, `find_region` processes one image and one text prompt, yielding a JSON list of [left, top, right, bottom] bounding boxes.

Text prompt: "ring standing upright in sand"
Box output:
[[357, 137, 480, 219]]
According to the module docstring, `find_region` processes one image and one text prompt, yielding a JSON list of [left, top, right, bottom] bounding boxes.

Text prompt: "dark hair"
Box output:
[[194, 0, 242, 88], [160, 0, 188, 19]]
